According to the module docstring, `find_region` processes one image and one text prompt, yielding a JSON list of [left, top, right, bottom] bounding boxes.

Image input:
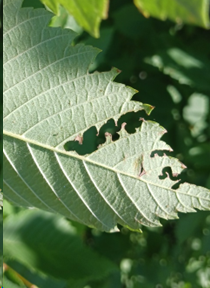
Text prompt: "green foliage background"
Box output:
[[3, 0, 210, 287]]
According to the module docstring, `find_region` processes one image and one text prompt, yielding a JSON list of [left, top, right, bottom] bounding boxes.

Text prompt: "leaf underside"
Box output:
[[3, 0, 210, 232]]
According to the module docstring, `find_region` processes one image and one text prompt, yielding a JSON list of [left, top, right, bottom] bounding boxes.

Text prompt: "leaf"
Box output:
[[134, 0, 210, 29], [3, 0, 210, 232], [40, 0, 109, 37], [49, 5, 83, 35], [4, 209, 117, 284]]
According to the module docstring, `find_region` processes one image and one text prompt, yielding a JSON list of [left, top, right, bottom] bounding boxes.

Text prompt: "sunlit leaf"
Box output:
[[49, 5, 83, 35], [134, 0, 210, 29], [40, 0, 109, 37]]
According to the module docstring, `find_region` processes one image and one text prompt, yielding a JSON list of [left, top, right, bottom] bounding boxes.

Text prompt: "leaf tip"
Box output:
[[109, 226, 120, 233], [114, 67, 122, 74], [181, 163, 187, 169]]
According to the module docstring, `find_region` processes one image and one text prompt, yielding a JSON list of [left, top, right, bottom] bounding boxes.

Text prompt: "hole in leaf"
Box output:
[[171, 181, 182, 190], [159, 166, 179, 181], [159, 166, 184, 190], [64, 126, 98, 155], [150, 150, 172, 158], [118, 110, 146, 134], [97, 119, 120, 144], [64, 111, 146, 155]]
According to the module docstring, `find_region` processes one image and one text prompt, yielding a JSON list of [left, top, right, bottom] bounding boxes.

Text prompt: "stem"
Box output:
[[3, 263, 39, 288]]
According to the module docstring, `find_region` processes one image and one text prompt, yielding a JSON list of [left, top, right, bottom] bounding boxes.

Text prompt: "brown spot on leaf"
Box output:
[[75, 135, 83, 145], [105, 132, 112, 140], [172, 172, 179, 177], [181, 163, 187, 169], [121, 122, 127, 129], [139, 169, 146, 177]]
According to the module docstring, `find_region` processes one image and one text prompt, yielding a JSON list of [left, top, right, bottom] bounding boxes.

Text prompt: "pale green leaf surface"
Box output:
[[4, 209, 117, 282], [3, 0, 210, 232], [40, 0, 109, 37], [134, 0, 210, 29]]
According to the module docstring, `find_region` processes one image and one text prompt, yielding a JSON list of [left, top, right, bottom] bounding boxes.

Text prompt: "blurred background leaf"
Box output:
[[39, 0, 109, 37], [49, 5, 83, 35], [134, 0, 210, 29], [4, 201, 118, 288]]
